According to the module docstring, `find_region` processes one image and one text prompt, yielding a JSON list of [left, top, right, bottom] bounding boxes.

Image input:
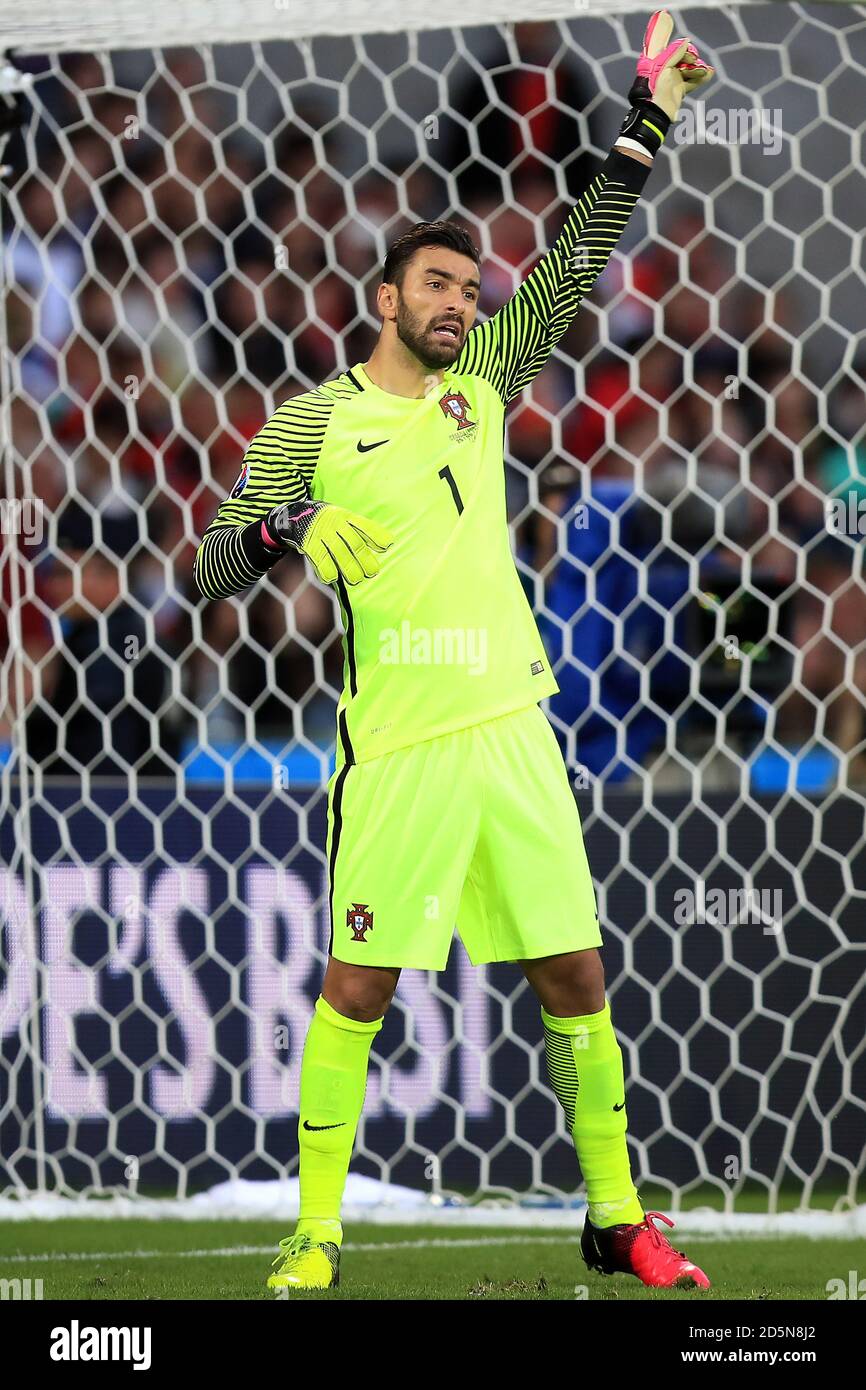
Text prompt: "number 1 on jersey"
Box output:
[[438, 465, 464, 516]]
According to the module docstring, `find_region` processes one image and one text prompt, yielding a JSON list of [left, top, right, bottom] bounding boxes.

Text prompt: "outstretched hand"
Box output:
[[631, 9, 714, 123]]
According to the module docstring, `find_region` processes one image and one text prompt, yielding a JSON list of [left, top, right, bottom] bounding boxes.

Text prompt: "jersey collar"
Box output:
[[350, 361, 449, 402]]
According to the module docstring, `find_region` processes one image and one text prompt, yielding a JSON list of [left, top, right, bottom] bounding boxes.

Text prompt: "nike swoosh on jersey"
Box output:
[[356, 439, 389, 452]]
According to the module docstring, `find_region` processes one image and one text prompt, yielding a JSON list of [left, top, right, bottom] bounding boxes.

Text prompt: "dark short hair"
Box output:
[[382, 220, 480, 291]]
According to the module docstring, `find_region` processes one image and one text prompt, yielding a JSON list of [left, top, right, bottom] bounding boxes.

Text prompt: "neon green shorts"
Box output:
[[326, 703, 601, 970]]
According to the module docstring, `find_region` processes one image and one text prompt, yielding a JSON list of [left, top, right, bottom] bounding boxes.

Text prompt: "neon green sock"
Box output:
[[542, 999, 643, 1229], [296, 995, 382, 1247]]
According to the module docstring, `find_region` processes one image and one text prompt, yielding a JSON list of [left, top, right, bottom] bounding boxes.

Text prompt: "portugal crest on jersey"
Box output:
[[439, 391, 475, 430], [347, 903, 374, 942]]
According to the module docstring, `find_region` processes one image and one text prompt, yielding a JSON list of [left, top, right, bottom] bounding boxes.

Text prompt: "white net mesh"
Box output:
[[1, 3, 865, 1210]]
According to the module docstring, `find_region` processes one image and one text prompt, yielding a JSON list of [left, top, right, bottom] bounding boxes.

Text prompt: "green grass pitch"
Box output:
[[3, 1220, 858, 1300]]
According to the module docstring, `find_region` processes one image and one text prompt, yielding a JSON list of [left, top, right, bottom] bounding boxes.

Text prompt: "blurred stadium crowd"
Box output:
[[1, 27, 864, 782]]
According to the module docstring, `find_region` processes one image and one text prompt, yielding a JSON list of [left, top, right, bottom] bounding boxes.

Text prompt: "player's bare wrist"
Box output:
[[614, 142, 654, 166]]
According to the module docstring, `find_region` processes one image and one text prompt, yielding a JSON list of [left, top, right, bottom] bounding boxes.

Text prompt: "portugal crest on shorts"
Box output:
[[347, 903, 374, 942], [439, 390, 475, 430]]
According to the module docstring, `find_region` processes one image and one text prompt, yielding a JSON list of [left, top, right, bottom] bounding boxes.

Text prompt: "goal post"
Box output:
[[0, 0, 775, 50], [1, 1, 865, 1221]]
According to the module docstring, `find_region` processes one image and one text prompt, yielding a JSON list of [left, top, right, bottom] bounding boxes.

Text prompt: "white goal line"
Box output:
[[1, 1198, 864, 1238]]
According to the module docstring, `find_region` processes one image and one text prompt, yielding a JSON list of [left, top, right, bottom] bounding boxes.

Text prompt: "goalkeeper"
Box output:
[[195, 11, 713, 1293]]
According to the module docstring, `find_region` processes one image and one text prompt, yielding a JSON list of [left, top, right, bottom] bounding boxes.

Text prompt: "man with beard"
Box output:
[[195, 12, 713, 1295]]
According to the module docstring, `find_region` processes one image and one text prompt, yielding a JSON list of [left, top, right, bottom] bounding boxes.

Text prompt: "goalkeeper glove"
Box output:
[[618, 9, 713, 159], [262, 499, 394, 586]]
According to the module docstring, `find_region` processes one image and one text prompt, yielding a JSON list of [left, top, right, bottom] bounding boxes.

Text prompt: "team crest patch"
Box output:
[[439, 391, 475, 431], [347, 903, 374, 942], [230, 464, 249, 498]]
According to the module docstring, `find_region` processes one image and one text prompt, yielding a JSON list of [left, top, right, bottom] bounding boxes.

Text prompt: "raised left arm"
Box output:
[[456, 9, 713, 405]]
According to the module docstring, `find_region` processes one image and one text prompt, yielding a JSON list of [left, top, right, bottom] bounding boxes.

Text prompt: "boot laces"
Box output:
[[643, 1210, 687, 1259], [271, 1233, 313, 1270]]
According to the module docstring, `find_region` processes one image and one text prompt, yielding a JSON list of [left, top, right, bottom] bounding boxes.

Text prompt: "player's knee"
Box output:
[[325, 978, 396, 1022], [323, 959, 399, 1022], [338, 993, 392, 1023], [581, 948, 606, 996], [536, 947, 605, 1016]]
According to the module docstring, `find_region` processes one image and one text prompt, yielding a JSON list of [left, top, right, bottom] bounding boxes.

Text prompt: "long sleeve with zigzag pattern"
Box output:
[[458, 148, 648, 404]]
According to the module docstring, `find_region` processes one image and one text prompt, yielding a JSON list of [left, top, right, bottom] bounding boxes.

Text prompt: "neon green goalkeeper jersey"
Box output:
[[195, 148, 650, 765]]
